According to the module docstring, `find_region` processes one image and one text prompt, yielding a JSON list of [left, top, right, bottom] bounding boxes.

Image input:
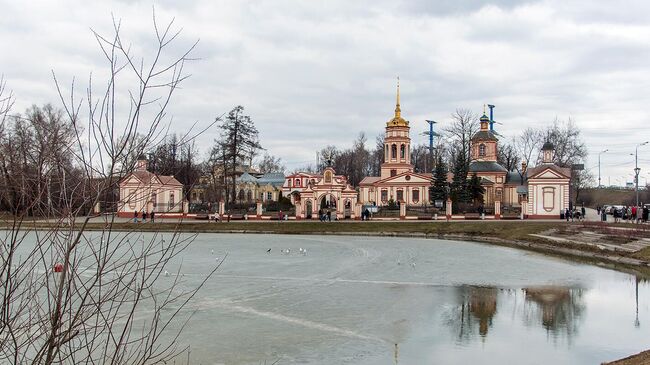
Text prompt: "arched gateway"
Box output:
[[283, 167, 359, 220]]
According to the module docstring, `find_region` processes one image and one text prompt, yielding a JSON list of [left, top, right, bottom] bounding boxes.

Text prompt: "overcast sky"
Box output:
[[2, 0, 650, 186]]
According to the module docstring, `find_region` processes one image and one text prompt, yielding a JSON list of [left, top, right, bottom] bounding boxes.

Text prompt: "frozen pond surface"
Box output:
[[85, 233, 650, 364]]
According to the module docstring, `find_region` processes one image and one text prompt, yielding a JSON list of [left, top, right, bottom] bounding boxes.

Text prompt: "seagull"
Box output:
[[164, 270, 170, 277], [215, 257, 220, 261], [211, 249, 214, 255], [302, 249, 307, 256], [267, 248, 272, 253], [411, 262, 416, 268]]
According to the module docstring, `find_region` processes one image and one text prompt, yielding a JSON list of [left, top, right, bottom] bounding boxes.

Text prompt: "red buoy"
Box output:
[[54, 263, 63, 273]]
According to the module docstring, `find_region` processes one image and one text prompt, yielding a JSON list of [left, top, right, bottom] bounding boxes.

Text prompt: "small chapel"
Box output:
[[358, 80, 432, 206], [468, 108, 571, 219]]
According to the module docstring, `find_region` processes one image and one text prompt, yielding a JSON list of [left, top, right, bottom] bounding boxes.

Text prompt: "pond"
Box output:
[[155, 233, 649, 365]]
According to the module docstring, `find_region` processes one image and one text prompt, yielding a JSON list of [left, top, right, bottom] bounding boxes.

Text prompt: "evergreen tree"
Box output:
[[468, 173, 485, 204], [450, 150, 471, 203], [430, 154, 448, 203], [220, 106, 262, 203]]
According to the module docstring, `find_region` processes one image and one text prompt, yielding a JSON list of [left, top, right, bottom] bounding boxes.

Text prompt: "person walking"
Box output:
[[565, 208, 570, 222], [142, 211, 147, 223], [581, 205, 586, 221], [133, 210, 138, 223], [150, 211, 155, 223], [643, 204, 649, 223], [326, 209, 331, 222]]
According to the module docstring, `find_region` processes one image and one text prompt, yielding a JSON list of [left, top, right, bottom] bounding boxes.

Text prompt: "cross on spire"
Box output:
[[395, 76, 401, 118]]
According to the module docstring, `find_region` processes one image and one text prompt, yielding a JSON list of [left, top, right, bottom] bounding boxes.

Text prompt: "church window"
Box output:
[[412, 189, 420, 202], [267, 192, 273, 201], [479, 144, 486, 157], [295, 178, 301, 187], [381, 189, 388, 202], [151, 192, 157, 208], [169, 192, 175, 208], [397, 189, 404, 202], [400, 144, 405, 159], [385, 145, 389, 161], [247, 190, 253, 201], [390, 169, 397, 177], [238, 189, 245, 201], [391, 144, 397, 159]]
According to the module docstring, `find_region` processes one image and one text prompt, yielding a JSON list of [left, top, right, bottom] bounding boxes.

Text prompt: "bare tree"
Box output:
[[1, 13, 218, 365], [445, 108, 479, 165], [514, 127, 542, 174], [256, 153, 285, 174]]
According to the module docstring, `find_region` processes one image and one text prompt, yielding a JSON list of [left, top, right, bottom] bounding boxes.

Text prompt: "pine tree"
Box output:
[[450, 150, 471, 203], [220, 106, 262, 203], [468, 173, 485, 204], [430, 155, 448, 203]]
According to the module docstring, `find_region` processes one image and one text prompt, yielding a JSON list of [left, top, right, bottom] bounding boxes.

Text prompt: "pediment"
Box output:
[[377, 172, 431, 185], [531, 168, 564, 179]]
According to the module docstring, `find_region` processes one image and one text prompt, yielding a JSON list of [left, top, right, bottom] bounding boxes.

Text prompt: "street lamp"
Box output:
[[634, 141, 648, 208], [598, 149, 608, 188]]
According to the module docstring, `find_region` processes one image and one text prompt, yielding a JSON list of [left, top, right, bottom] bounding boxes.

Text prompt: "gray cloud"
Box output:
[[1, 0, 649, 184]]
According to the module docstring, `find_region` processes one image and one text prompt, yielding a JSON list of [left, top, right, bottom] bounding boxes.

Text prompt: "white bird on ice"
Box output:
[[164, 270, 170, 276], [211, 249, 214, 255]]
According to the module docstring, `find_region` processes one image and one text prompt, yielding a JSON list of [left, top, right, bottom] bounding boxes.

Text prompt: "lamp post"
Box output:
[[634, 141, 648, 208], [598, 149, 608, 188]]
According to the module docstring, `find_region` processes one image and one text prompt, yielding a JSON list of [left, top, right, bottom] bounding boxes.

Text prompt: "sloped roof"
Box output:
[[471, 130, 498, 142], [237, 172, 258, 183], [120, 170, 181, 186], [469, 161, 508, 173], [258, 172, 285, 186], [526, 164, 571, 179], [359, 176, 381, 185], [506, 171, 523, 185]]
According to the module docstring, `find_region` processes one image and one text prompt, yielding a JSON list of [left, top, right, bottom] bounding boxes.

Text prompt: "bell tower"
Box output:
[[380, 78, 413, 179], [470, 109, 499, 162]]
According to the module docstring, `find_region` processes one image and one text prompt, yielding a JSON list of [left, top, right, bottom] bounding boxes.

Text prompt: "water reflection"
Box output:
[[445, 285, 586, 343], [522, 287, 585, 339], [446, 286, 499, 342]]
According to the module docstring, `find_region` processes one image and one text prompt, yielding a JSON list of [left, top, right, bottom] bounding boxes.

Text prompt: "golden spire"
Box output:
[[395, 76, 401, 118]]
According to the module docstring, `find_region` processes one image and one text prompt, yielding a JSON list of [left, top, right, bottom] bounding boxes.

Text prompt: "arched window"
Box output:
[[295, 178, 301, 187], [384, 145, 388, 161], [479, 144, 486, 157], [238, 189, 245, 201], [391, 144, 397, 159], [400, 144, 405, 159], [246, 190, 253, 201]]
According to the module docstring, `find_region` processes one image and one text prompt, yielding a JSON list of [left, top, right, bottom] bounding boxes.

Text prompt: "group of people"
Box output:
[[318, 208, 333, 222], [598, 205, 650, 223], [564, 206, 587, 222], [361, 208, 372, 221], [132, 210, 155, 223]]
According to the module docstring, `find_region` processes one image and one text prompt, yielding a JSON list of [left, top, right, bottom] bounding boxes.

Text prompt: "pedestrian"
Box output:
[[133, 210, 138, 223], [142, 211, 147, 223], [614, 208, 620, 223], [643, 205, 649, 223], [596, 206, 601, 216], [327, 209, 331, 222], [581, 205, 586, 221], [150, 211, 155, 223], [565, 208, 570, 222], [227, 211, 231, 223], [278, 210, 283, 221]]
